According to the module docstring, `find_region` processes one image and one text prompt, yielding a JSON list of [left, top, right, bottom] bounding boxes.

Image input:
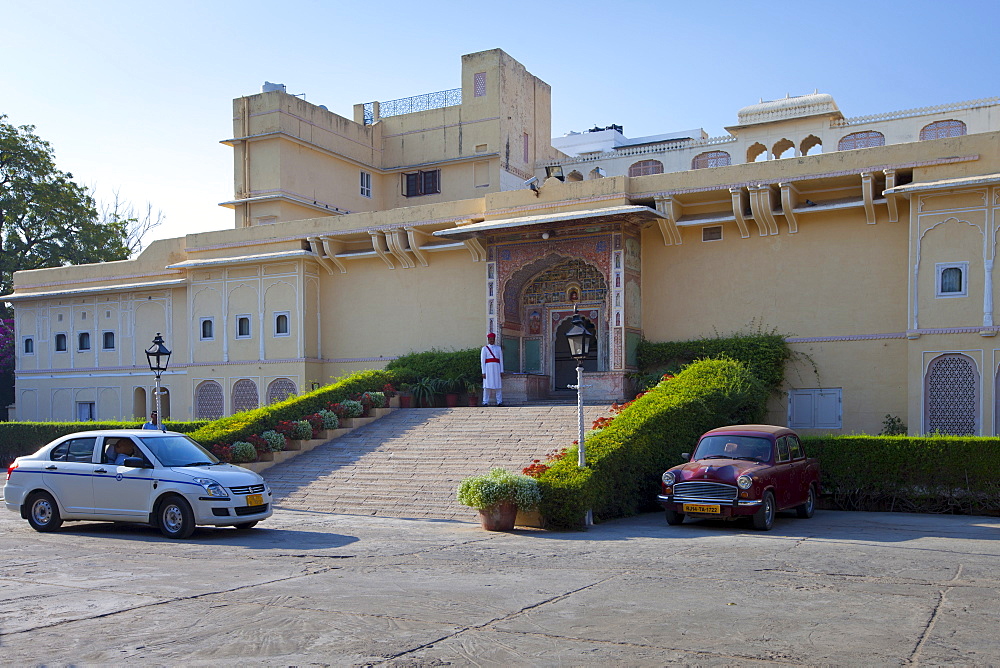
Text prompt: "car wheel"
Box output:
[[233, 521, 258, 530], [796, 485, 816, 519], [752, 491, 775, 531], [665, 509, 684, 526], [26, 492, 63, 532], [156, 495, 195, 539]]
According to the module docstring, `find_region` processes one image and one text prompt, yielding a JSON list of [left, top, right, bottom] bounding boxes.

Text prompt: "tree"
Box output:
[[96, 188, 164, 255], [0, 318, 12, 419], [0, 115, 131, 309]]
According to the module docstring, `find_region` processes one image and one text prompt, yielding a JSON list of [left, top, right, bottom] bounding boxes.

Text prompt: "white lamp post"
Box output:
[[564, 305, 593, 468], [144, 333, 171, 432]]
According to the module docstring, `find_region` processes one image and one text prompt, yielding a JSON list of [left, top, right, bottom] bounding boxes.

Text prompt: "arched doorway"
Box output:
[[553, 313, 598, 389], [132, 387, 147, 420]]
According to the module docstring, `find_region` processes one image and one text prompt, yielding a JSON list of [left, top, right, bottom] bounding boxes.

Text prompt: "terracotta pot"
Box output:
[[445, 393, 459, 407], [467, 395, 479, 407], [400, 395, 412, 408], [478, 500, 518, 531]]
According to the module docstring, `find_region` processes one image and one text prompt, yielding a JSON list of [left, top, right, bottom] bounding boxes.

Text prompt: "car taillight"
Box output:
[[6, 462, 17, 481]]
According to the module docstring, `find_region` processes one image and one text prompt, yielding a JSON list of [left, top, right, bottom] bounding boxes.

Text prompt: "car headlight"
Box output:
[[737, 475, 753, 490], [194, 478, 228, 497], [661, 471, 675, 486]]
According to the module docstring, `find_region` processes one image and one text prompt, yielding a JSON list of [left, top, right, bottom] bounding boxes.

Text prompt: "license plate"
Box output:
[[683, 503, 721, 514], [246, 494, 264, 507]]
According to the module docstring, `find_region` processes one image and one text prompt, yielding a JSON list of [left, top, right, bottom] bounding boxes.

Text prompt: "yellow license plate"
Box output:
[[246, 494, 264, 507], [683, 503, 721, 514]]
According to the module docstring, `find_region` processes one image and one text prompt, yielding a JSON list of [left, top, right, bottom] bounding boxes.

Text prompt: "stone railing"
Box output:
[[537, 135, 737, 167], [832, 97, 1000, 127]]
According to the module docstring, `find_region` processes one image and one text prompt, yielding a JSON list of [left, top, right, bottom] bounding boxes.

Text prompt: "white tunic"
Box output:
[[481, 344, 504, 389]]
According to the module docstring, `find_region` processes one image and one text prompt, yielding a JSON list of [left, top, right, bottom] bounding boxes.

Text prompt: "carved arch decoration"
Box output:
[[232, 379, 259, 413], [195, 380, 225, 420], [800, 135, 822, 155], [747, 142, 767, 162], [502, 253, 608, 324], [772, 138, 795, 159], [920, 119, 966, 141]]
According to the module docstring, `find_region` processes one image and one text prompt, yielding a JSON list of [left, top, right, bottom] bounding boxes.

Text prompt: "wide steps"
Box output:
[[264, 405, 608, 520]]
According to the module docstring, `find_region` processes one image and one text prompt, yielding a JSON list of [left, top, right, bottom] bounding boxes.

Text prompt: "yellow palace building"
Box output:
[[6, 49, 1000, 436]]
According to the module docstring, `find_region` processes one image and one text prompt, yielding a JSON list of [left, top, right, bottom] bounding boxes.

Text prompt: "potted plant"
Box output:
[[398, 383, 413, 408], [465, 379, 482, 407], [456, 468, 541, 531], [443, 377, 464, 408], [410, 377, 439, 408]]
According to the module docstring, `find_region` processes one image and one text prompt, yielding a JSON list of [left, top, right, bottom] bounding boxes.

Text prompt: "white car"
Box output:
[[4, 429, 273, 538]]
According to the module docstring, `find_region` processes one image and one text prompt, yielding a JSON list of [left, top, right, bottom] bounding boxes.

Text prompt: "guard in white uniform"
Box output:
[[480, 332, 504, 406]]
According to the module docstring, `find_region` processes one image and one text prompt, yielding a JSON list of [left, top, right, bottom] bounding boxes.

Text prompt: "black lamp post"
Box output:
[[145, 333, 171, 431], [565, 306, 594, 469]]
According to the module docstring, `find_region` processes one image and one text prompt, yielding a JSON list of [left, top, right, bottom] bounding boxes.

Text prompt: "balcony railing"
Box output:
[[363, 88, 463, 124]]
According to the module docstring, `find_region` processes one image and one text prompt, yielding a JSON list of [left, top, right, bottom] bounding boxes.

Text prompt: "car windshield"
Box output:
[[136, 434, 220, 467], [693, 435, 772, 462]]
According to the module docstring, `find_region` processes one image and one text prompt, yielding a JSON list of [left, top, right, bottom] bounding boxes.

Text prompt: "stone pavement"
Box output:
[[266, 404, 609, 520], [1, 507, 999, 665]]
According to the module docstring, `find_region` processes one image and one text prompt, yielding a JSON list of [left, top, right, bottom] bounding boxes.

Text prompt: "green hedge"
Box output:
[[386, 349, 480, 385], [537, 357, 768, 529], [0, 421, 207, 467], [806, 435, 1000, 515], [636, 330, 790, 391], [187, 369, 398, 446]]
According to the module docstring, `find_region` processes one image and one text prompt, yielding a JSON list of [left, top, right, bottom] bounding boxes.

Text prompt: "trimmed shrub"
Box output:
[[261, 430, 285, 452], [806, 435, 1000, 515], [230, 441, 256, 463], [338, 400, 364, 418], [386, 349, 480, 386], [0, 420, 208, 467], [187, 369, 398, 446], [537, 357, 767, 529], [636, 330, 790, 393]]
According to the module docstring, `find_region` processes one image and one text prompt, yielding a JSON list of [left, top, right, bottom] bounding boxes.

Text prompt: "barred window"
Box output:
[[920, 120, 966, 140], [838, 131, 885, 150], [403, 170, 440, 197], [692, 151, 731, 169], [925, 354, 978, 435], [474, 72, 486, 97], [232, 379, 259, 413], [628, 160, 664, 177], [267, 378, 297, 404], [196, 381, 225, 420]]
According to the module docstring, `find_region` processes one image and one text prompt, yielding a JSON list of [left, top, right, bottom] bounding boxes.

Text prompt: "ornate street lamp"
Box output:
[[145, 333, 171, 431], [565, 305, 594, 468]]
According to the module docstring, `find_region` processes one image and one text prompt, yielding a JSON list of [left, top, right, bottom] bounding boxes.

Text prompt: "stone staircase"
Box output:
[[264, 404, 609, 521]]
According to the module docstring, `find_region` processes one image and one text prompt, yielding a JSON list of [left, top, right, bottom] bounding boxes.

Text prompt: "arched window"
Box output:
[[78, 332, 91, 351], [232, 379, 259, 413], [747, 143, 767, 162], [589, 167, 605, 179], [102, 331, 115, 350], [267, 378, 297, 404], [23, 338, 34, 355], [628, 160, 664, 177], [274, 313, 289, 336], [200, 318, 214, 340], [566, 170, 583, 182], [195, 380, 224, 420], [55, 333, 67, 352], [925, 354, 978, 435], [691, 151, 731, 169], [772, 138, 795, 159], [838, 131, 885, 150], [920, 120, 966, 140], [800, 135, 822, 156]]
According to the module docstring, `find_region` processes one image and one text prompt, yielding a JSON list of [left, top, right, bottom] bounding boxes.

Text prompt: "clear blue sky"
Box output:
[[3, 0, 998, 244]]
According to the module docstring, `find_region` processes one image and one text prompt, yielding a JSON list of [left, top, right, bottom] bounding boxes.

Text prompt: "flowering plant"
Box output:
[[246, 434, 270, 457], [210, 444, 233, 463], [361, 391, 386, 409], [522, 446, 569, 478], [317, 409, 339, 430], [457, 468, 541, 510], [381, 383, 397, 398], [338, 399, 364, 418]]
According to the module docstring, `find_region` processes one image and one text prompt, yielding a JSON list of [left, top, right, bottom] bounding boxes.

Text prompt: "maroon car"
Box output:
[[657, 425, 820, 531]]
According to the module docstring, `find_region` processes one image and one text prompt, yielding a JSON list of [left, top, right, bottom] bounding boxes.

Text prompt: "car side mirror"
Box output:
[[123, 457, 149, 468], [681, 452, 690, 461]]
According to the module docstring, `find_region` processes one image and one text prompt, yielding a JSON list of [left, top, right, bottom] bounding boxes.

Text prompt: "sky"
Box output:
[[3, 0, 998, 245]]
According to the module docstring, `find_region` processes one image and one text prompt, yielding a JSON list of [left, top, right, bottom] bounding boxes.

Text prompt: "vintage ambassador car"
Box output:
[[657, 425, 820, 531], [4, 430, 273, 538]]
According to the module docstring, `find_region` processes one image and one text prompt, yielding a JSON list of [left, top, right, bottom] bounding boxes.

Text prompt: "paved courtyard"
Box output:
[[1, 504, 999, 666]]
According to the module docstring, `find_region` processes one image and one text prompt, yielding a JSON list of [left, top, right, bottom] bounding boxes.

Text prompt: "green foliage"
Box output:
[[361, 391, 386, 408], [261, 430, 285, 452], [317, 409, 340, 430], [0, 116, 131, 309], [408, 377, 442, 407], [290, 420, 312, 440], [0, 420, 208, 466], [537, 358, 767, 529], [186, 369, 397, 446], [338, 400, 364, 418], [878, 414, 907, 436], [636, 328, 790, 393], [386, 349, 481, 385], [457, 468, 542, 510], [806, 435, 1000, 514], [230, 441, 256, 463]]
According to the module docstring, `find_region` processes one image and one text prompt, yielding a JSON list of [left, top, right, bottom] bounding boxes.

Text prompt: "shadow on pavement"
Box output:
[[52, 521, 360, 549]]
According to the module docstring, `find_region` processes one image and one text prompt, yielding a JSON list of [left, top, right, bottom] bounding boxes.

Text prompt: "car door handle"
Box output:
[[94, 468, 108, 473], [45, 465, 57, 470]]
